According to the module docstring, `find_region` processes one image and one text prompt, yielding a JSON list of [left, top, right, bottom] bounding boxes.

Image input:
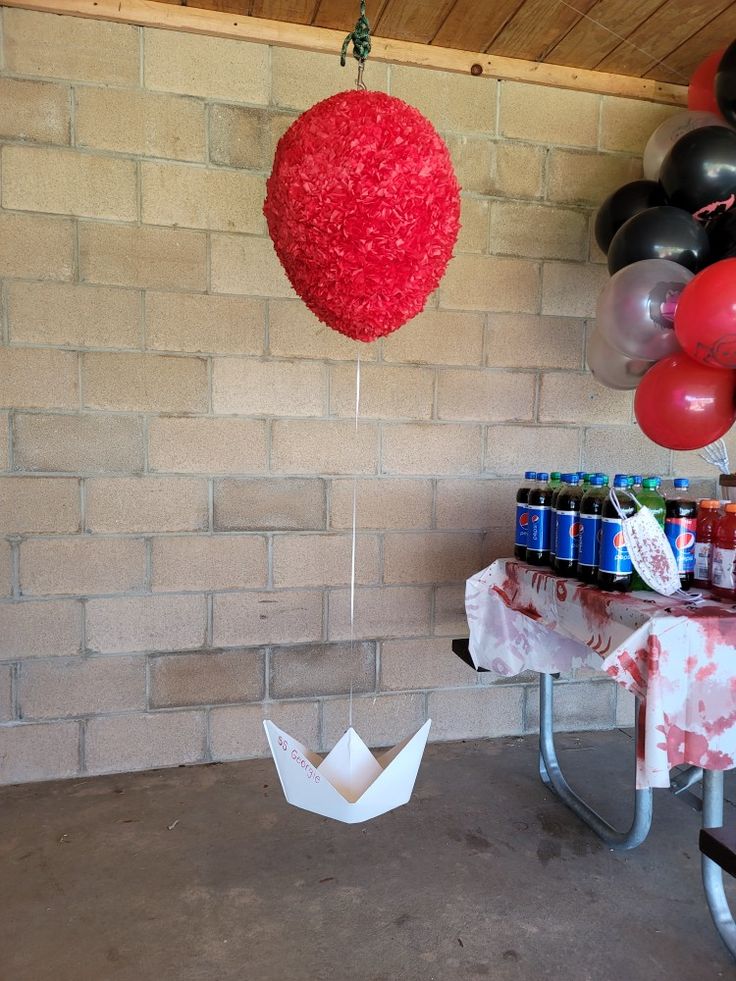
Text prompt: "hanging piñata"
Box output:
[[263, 7, 461, 342]]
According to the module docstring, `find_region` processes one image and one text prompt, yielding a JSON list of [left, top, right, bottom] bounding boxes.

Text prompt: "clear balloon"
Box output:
[[587, 328, 653, 390], [634, 352, 736, 451], [643, 110, 726, 180], [596, 258, 691, 361]]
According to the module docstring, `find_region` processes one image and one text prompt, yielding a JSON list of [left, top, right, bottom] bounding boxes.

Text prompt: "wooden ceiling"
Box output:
[[157, 0, 736, 83]]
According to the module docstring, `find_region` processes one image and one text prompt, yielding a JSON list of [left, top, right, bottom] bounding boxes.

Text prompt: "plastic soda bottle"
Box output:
[[711, 503, 736, 600], [549, 473, 571, 567], [665, 478, 697, 591], [597, 474, 635, 592], [554, 475, 584, 575], [525, 473, 552, 566], [694, 499, 721, 589], [630, 475, 643, 492], [630, 477, 665, 591], [549, 472, 563, 489], [514, 471, 537, 561], [577, 475, 607, 584]]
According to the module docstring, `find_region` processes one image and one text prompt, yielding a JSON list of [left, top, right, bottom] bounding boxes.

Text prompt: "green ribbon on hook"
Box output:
[[340, 0, 371, 67]]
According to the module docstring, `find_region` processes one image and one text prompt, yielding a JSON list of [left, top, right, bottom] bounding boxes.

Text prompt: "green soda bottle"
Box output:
[[630, 477, 666, 591]]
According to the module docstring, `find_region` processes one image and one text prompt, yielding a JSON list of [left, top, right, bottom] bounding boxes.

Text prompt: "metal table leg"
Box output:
[[538, 672, 653, 851], [702, 769, 736, 959]]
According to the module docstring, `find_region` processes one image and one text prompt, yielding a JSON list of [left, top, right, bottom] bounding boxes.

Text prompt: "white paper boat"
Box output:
[[263, 719, 431, 824]]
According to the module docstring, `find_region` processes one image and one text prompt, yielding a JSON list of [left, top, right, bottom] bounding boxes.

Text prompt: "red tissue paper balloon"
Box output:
[[634, 351, 736, 451], [674, 258, 736, 369], [263, 89, 461, 342]]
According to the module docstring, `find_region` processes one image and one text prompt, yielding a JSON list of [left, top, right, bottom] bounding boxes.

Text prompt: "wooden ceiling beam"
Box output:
[[0, 0, 687, 104]]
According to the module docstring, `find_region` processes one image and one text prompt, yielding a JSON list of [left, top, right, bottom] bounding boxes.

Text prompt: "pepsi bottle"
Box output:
[[514, 471, 537, 561], [549, 473, 570, 567], [665, 478, 697, 590], [597, 474, 635, 592], [554, 475, 583, 575], [577, 475, 606, 584], [525, 472, 552, 566]]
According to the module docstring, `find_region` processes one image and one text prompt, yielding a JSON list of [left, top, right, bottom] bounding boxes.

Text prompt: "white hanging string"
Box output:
[[348, 352, 361, 730]]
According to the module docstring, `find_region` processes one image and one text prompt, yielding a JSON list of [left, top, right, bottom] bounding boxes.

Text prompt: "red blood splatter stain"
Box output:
[[691, 612, 736, 658], [619, 651, 645, 691], [555, 580, 568, 603], [685, 655, 698, 674], [574, 585, 612, 631], [514, 603, 542, 622], [695, 662, 717, 683], [655, 716, 735, 770], [704, 709, 736, 738]]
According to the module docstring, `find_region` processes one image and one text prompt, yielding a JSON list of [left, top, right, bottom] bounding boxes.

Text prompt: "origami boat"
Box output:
[[263, 719, 432, 824]]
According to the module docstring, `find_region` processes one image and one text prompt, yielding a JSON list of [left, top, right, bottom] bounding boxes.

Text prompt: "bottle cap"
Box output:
[[642, 478, 658, 489], [674, 478, 689, 488], [700, 499, 721, 509], [567, 475, 580, 485], [726, 503, 736, 514], [538, 472, 550, 482], [524, 471, 537, 480], [601, 475, 610, 486], [631, 475, 643, 483], [613, 475, 629, 488], [590, 475, 604, 486], [550, 472, 561, 480], [576, 472, 586, 480]]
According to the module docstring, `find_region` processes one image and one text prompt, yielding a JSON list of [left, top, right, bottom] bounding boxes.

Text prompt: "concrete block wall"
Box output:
[[0, 8, 719, 784]]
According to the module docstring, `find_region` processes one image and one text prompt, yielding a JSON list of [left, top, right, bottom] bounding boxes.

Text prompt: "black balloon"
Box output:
[[607, 206, 710, 275], [716, 39, 736, 127], [659, 125, 736, 221], [706, 209, 736, 262], [594, 179, 668, 253]]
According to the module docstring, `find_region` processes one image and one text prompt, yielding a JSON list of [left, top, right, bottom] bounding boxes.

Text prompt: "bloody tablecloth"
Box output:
[[465, 559, 736, 789]]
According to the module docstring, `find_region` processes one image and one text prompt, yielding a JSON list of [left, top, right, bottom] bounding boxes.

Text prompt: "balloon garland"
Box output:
[[589, 42, 736, 451], [263, 3, 460, 343]]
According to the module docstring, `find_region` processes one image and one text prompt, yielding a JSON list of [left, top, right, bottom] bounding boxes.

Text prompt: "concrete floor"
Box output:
[[2, 729, 735, 981]]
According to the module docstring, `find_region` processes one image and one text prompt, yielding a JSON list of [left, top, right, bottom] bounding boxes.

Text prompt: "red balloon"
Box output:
[[634, 352, 736, 450], [689, 49, 726, 115], [674, 258, 736, 368]]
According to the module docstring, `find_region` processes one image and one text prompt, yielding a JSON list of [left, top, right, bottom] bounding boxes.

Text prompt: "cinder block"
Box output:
[[435, 477, 517, 529], [2, 146, 137, 221], [329, 363, 434, 420], [212, 358, 326, 416], [270, 642, 376, 698], [146, 292, 264, 355], [383, 531, 484, 585], [209, 104, 270, 170], [0, 541, 11, 598], [499, 81, 599, 147], [547, 149, 642, 206], [149, 649, 265, 708], [144, 29, 269, 103], [214, 477, 326, 531], [437, 368, 535, 422], [272, 533, 379, 588], [268, 301, 379, 361], [141, 161, 266, 235], [382, 423, 481, 476], [434, 582, 472, 637], [86, 594, 207, 654], [390, 65, 496, 132], [14, 413, 145, 474], [75, 87, 206, 161], [380, 637, 475, 691], [429, 685, 525, 740], [328, 585, 432, 641], [457, 196, 490, 253], [526, 679, 615, 731], [79, 223, 207, 291], [485, 425, 581, 476], [0, 212, 74, 280], [0, 77, 70, 144], [151, 535, 268, 591], [209, 700, 319, 760], [600, 98, 678, 154], [492, 142, 546, 199], [3, 9, 139, 85], [7, 282, 141, 350], [213, 590, 323, 647], [446, 135, 494, 194], [83, 352, 208, 413], [0, 721, 80, 783], [490, 202, 588, 261], [210, 234, 295, 298], [19, 655, 146, 719], [539, 372, 632, 425], [322, 692, 425, 749], [272, 46, 388, 111], [85, 710, 206, 774], [486, 314, 584, 369], [441, 254, 540, 313], [20, 538, 146, 597], [0, 600, 82, 659], [584, 426, 669, 476], [0, 664, 12, 721], [148, 417, 268, 475], [85, 476, 208, 533], [329, 478, 433, 530], [0, 348, 78, 410], [382, 309, 484, 366], [542, 261, 609, 318], [271, 420, 378, 475], [0, 477, 80, 534], [615, 686, 636, 727]]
